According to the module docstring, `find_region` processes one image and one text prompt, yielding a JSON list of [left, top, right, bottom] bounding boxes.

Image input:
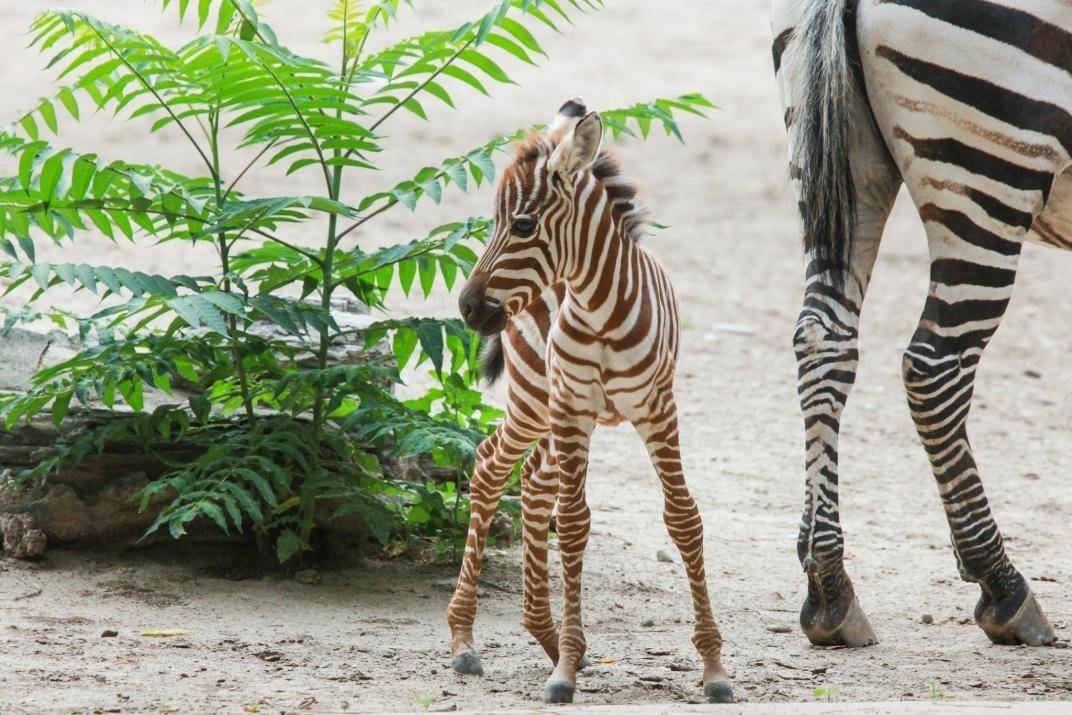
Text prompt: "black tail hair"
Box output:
[[480, 333, 505, 386], [789, 0, 863, 286]]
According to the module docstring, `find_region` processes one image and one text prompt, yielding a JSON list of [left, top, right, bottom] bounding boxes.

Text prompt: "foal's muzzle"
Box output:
[[458, 285, 508, 336]]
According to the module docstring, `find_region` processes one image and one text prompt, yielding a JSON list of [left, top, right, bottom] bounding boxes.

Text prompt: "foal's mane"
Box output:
[[512, 133, 651, 244]]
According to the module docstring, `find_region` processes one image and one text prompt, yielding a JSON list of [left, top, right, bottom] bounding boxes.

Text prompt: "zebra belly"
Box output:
[[1028, 167, 1072, 250]]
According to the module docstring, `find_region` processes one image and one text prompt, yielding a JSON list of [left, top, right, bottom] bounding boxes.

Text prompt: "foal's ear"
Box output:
[[550, 96, 587, 133], [548, 111, 603, 178]]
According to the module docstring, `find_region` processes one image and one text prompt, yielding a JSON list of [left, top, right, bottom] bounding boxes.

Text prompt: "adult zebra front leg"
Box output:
[[635, 394, 732, 704], [447, 418, 539, 675], [903, 233, 1054, 646]]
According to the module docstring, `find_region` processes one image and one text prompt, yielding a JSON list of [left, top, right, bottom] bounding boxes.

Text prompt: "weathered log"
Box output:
[[0, 299, 440, 559]]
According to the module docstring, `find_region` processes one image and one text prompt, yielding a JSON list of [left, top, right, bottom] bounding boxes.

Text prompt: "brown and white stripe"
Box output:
[[446, 98, 733, 705]]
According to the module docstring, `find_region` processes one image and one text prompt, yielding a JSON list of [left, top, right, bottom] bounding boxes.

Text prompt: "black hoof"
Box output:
[[977, 590, 1056, 647], [802, 594, 878, 648], [577, 654, 591, 671], [451, 648, 484, 676], [704, 681, 734, 704], [542, 678, 575, 704]]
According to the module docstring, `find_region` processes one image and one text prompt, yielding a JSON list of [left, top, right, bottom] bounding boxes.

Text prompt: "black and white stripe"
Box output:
[[774, 0, 1067, 647]]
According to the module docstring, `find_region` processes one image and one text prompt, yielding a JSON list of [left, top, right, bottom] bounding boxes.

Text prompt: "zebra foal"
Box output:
[[774, 0, 1069, 648], [444, 99, 733, 705]]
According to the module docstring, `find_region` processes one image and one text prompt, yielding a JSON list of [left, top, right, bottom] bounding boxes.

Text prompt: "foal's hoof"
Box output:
[[977, 590, 1056, 647], [451, 648, 484, 675], [542, 678, 575, 704], [704, 680, 734, 704], [801, 594, 877, 648], [577, 654, 592, 671]]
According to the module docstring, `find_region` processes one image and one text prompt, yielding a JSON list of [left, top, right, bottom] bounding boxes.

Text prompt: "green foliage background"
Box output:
[[0, 0, 711, 562]]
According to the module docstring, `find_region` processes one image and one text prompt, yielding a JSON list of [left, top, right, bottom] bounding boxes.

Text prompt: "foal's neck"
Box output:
[[558, 179, 645, 329]]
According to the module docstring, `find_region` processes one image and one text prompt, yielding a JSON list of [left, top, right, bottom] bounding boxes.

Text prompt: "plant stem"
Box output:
[[209, 109, 257, 430]]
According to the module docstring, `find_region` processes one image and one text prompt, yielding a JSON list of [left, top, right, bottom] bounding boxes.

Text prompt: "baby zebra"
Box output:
[[445, 98, 733, 705]]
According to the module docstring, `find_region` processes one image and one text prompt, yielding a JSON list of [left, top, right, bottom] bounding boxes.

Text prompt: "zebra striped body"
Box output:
[[774, 0, 1067, 647], [446, 100, 732, 704]]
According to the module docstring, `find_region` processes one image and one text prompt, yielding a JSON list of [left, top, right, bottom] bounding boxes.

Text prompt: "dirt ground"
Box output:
[[1, 0, 1071, 712]]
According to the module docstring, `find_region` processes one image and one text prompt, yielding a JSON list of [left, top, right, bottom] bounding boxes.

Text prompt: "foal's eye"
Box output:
[[511, 215, 537, 237]]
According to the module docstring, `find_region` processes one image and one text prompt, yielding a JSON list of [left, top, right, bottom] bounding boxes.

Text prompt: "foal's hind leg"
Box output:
[[447, 417, 538, 674], [635, 393, 732, 704]]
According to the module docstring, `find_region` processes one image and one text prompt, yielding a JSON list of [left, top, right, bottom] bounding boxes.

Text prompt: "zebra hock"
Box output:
[[446, 98, 734, 705], [774, 0, 1068, 648]]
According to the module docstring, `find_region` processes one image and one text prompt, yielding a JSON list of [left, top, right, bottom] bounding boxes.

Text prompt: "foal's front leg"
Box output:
[[635, 393, 732, 704], [541, 403, 596, 704], [447, 421, 532, 675], [520, 438, 562, 661]]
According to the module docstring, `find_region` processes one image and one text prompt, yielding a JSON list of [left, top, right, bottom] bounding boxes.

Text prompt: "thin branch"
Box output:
[[222, 135, 281, 201], [87, 22, 218, 182], [333, 200, 395, 243], [344, 36, 476, 161], [229, 3, 333, 191], [246, 228, 324, 266]]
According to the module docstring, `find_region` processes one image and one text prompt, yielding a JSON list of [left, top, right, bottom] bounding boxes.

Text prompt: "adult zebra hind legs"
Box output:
[[790, 133, 901, 650], [901, 207, 1057, 648]]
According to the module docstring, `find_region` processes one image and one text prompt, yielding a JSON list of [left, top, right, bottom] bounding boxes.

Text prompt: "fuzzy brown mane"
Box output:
[[510, 133, 650, 244]]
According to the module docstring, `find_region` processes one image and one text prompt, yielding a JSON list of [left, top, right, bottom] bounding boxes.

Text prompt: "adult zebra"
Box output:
[[773, 0, 1069, 648]]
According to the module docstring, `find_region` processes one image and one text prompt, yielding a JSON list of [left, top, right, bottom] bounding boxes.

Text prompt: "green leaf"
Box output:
[[276, 529, 303, 563]]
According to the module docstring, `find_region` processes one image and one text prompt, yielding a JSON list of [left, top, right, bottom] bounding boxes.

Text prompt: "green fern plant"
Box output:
[[0, 0, 713, 562]]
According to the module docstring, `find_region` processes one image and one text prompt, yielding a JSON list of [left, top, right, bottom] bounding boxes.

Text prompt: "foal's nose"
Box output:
[[458, 288, 481, 323]]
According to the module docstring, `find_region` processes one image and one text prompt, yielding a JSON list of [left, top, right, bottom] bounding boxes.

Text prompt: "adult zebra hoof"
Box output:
[[451, 647, 484, 676], [977, 590, 1056, 647], [703, 680, 734, 704], [801, 594, 878, 648], [542, 678, 575, 704]]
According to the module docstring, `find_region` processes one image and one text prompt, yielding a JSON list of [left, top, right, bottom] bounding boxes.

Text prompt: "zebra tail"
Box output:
[[789, 0, 861, 284], [480, 333, 506, 386]]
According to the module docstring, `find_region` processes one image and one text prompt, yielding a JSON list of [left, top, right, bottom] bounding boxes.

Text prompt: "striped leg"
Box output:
[[519, 438, 563, 662], [541, 405, 596, 704], [793, 170, 900, 647], [447, 418, 539, 674], [635, 394, 732, 704], [903, 209, 1055, 646]]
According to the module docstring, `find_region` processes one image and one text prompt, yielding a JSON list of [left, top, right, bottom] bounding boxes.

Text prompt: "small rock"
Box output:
[[1055, 641, 1069, 649], [921, 614, 934, 624], [0, 513, 47, 559], [101, 629, 119, 638], [640, 618, 655, 628], [1024, 369, 1042, 379], [767, 625, 792, 634], [294, 569, 320, 586], [656, 550, 674, 563]]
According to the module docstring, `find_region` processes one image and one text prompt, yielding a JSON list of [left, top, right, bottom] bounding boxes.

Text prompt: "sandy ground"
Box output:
[[1, 0, 1071, 712]]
